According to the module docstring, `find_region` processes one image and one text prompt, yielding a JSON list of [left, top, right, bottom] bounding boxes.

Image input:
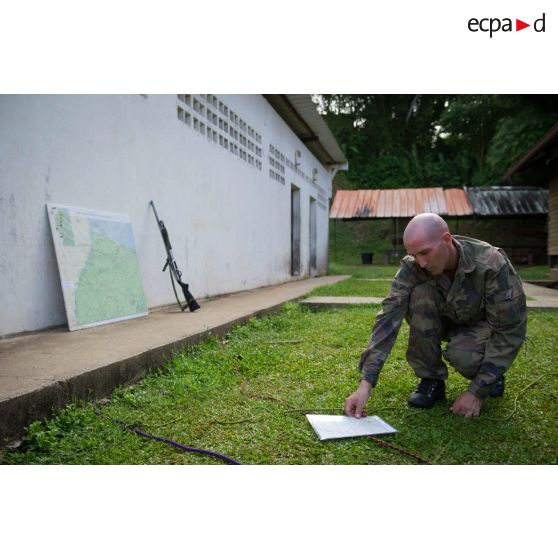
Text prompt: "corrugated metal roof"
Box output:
[[329, 188, 473, 219], [465, 186, 548, 216], [263, 95, 347, 167]]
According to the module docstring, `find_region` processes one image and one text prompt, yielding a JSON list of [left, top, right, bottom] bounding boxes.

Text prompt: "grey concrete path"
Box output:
[[522, 282, 558, 308], [0, 275, 349, 443], [301, 282, 558, 310]]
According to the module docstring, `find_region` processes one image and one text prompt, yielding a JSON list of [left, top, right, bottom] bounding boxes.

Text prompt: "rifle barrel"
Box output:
[[149, 200, 160, 223]]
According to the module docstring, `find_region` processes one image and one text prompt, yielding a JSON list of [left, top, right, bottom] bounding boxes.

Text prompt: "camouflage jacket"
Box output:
[[359, 235, 527, 397]]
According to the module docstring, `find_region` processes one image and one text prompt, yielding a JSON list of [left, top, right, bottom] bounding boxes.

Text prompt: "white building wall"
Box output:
[[0, 94, 335, 336]]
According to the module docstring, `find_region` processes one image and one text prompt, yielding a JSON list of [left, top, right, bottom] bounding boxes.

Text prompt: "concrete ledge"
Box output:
[[0, 275, 349, 444], [523, 282, 558, 309], [524, 280, 558, 289]]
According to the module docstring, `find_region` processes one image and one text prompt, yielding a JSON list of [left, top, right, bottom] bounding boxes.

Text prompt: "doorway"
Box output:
[[291, 186, 301, 276], [309, 197, 317, 276]]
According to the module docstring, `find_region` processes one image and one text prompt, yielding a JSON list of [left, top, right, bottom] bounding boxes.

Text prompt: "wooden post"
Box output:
[[333, 219, 337, 263]]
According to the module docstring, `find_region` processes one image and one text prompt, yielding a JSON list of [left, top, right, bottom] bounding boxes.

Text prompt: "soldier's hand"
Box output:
[[449, 390, 483, 418], [344, 380, 372, 418]]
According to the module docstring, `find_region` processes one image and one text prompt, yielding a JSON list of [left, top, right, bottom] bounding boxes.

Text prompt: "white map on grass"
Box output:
[[47, 204, 148, 331]]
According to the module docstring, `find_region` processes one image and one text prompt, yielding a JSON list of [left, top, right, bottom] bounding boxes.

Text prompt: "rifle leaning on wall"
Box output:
[[150, 201, 200, 312]]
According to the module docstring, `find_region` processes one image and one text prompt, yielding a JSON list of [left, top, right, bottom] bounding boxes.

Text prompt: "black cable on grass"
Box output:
[[93, 400, 240, 465]]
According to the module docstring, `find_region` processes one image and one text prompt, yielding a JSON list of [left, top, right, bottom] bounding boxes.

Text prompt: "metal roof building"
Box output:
[[504, 120, 558, 274], [0, 94, 347, 338], [329, 188, 473, 219], [329, 186, 548, 266], [329, 186, 547, 220], [464, 186, 548, 216], [503, 122, 558, 181]]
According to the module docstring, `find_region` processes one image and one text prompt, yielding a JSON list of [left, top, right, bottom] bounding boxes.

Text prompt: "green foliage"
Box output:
[[485, 108, 556, 181], [320, 94, 558, 189]]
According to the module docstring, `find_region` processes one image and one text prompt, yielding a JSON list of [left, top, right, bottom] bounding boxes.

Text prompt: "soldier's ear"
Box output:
[[441, 232, 452, 245]]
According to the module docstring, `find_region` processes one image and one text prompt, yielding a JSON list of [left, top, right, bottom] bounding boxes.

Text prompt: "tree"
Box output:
[[316, 94, 558, 189]]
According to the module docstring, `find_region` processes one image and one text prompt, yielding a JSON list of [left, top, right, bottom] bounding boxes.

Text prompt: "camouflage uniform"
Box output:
[[359, 236, 527, 398]]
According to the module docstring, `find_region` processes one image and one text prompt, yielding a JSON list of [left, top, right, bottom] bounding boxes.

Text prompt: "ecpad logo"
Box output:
[[468, 13, 546, 37]]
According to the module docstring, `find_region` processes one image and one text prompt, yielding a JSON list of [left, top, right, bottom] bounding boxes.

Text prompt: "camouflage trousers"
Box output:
[[406, 282, 492, 382]]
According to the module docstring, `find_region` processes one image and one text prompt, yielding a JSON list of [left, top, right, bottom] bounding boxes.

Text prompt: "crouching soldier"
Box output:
[[344, 213, 527, 419]]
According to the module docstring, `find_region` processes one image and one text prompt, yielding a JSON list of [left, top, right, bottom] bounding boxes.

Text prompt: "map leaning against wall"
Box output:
[[46, 203, 148, 331]]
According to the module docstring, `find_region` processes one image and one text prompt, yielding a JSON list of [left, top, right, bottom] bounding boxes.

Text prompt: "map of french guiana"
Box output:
[[46, 204, 148, 331]]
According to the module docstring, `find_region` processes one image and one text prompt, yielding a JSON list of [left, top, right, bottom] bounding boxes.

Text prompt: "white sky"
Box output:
[[1, 0, 556, 93]]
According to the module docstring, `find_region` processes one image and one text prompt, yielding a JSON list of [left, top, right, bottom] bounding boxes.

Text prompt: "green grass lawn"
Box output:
[[315, 262, 398, 296], [3, 296, 556, 465], [517, 265, 551, 281], [328, 262, 400, 279], [308, 278, 393, 298], [329, 259, 550, 283]]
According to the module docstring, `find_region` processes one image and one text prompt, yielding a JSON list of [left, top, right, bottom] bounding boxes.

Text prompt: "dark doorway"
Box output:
[[309, 197, 317, 276], [291, 186, 301, 276]]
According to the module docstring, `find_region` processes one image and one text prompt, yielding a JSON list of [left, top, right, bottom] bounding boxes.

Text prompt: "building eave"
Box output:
[[503, 121, 558, 179], [263, 94, 347, 168]]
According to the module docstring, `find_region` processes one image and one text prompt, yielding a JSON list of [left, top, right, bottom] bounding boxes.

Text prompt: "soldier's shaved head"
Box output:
[[402, 213, 457, 275], [403, 213, 450, 245]]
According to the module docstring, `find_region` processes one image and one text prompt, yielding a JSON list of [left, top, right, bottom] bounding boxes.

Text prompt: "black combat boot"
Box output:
[[489, 376, 505, 398], [408, 378, 446, 408]]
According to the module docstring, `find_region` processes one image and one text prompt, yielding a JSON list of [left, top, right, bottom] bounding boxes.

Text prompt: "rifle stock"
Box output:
[[178, 280, 201, 312]]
